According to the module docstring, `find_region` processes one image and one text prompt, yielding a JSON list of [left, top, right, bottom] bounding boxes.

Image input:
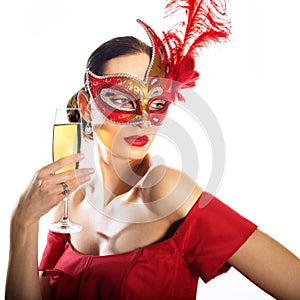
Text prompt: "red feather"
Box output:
[[162, 0, 231, 100]]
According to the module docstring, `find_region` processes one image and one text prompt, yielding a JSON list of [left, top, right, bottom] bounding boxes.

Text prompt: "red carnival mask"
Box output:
[[85, 20, 174, 126], [85, 3, 231, 126]]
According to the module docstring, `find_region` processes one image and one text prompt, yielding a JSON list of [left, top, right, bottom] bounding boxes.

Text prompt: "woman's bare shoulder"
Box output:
[[138, 165, 203, 219]]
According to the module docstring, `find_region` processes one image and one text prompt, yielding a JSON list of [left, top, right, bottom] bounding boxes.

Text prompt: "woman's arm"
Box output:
[[228, 229, 300, 300], [5, 154, 93, 299], [6, 220, 42, 300]]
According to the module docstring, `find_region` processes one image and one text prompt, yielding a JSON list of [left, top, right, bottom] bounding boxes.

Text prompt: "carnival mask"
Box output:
[[85, 20, 173, 127], [85, 7, 230, 126]]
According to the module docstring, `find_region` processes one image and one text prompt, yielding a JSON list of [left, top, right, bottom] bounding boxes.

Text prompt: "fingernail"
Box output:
[[77, 153, 85, 159], [88, 168, 95, 174]]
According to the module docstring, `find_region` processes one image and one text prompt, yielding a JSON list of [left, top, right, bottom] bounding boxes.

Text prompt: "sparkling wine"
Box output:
[[52, 123, 81, 171], [49, 108, 83, 233]]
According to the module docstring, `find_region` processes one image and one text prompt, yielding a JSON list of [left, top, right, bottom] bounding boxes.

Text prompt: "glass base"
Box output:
[[49, 219, 83, 233]]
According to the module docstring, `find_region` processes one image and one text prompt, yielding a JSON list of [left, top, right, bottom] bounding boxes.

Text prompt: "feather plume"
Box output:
[[162, 0, 231, 99]]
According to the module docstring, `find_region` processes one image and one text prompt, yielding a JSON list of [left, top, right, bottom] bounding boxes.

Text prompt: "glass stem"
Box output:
[[62, 197, 69, 224]]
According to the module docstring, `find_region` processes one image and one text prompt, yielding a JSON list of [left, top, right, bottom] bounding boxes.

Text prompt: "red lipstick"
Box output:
[[124, 135, 149, 147]]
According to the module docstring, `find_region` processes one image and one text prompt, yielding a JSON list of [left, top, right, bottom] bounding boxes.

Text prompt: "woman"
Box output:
[[6, 4, 300, 300]]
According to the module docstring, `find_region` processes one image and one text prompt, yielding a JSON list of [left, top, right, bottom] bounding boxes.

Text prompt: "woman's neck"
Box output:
[[99, 150, 150, 206]]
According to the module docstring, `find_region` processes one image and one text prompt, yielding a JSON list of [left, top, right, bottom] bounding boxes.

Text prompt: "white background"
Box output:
[[1, 0, 300, 299]]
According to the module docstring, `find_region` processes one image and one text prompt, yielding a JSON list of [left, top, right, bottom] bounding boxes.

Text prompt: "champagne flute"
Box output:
[[49, 108, 83, 233]]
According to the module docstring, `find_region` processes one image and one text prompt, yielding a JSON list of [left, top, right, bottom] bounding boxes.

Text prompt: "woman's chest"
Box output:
[[69, 200, 178, 256]]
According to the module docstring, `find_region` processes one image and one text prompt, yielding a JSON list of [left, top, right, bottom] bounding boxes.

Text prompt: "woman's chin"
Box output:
[[126, 147, 149, 161], [98, 143, 149, 161]]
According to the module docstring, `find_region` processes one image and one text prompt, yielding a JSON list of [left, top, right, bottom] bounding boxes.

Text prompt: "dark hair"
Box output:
[[86, 36, 152, 75], [67, 36, 152, 116]]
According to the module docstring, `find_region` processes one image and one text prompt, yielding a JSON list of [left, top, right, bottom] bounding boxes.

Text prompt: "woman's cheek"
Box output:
[[94, 124, 124, 151], [96, 128, 111, 148]]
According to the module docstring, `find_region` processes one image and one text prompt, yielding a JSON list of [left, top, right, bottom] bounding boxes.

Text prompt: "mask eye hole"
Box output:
[[149, 99, 167, 111], [100, 88, 136, 111]]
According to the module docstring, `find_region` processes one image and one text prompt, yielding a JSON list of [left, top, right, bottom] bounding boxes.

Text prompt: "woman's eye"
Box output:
[[150, 100, 167, 111], [111, 97, 135, 109], [100, 88, 136, 111]]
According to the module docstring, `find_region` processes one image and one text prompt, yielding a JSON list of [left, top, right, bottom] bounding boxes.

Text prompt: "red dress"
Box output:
[[39, 192, 257, 299]]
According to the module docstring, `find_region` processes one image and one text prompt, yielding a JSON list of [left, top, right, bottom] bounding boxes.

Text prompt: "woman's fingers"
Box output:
[[50, 167, 95, 185], [34, 152, 94, 197], [34, 167, 94, 204], [44, 168, 94, 198], [37, 153, 85, 178], [17, 157, 94, 224]]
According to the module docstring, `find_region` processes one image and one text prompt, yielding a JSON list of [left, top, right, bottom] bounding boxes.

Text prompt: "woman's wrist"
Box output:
[[10, 198, 41, 231], [10, 212, 39, 242]]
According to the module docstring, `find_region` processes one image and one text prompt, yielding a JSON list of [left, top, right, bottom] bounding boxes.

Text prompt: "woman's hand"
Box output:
[[6, 154, 94, 300], [12, 153, 94, 229]]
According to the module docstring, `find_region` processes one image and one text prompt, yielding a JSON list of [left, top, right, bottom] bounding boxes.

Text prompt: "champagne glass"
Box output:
[[49, 108, 83, 233]]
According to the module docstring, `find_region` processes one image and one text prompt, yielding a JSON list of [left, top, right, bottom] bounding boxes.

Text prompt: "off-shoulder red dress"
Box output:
[[39, 192, 257, 299]]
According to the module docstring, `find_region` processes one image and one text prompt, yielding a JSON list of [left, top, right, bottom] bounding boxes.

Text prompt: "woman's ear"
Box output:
[[77, 90, 92, 122]]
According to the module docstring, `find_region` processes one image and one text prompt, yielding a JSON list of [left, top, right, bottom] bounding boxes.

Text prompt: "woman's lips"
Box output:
[[124, 135, 149, 147]]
